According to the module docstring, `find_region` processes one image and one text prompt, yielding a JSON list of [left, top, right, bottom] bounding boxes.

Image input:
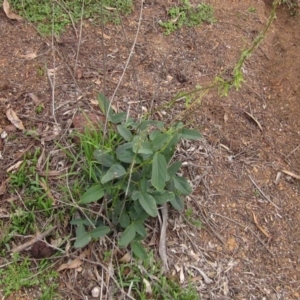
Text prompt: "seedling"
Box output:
[[159, 0, 216, 35]]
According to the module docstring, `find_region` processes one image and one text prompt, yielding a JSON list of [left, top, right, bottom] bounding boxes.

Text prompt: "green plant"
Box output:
[[35, 104, 44, 114], [159, 0, 216, 35], [116, 251, 199, 299], [10, 0, 133, 35], [185, 208, 202, 228], [0, 254, 59, 298], [70, 93, 201, 257], [248, 7, 257, 13]]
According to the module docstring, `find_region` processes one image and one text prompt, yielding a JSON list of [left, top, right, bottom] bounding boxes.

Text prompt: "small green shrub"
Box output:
[[159, 0, 216, 35], [71, 93, 201, 257]]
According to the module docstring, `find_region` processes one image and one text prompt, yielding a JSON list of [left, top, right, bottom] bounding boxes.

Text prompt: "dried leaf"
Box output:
[[0, 208, 9, 218], [57, 258, 83, 272], [7, 160, 23, 172], [17, 52, 37, 60], [3, 0, 23, 21], [28, 93, 41, 105], [0, 180, 7, 195], [98, 29, 111, 39], [143, 278, 152, 295], [6, 108, 25, 130], [119, 252, 131, 263]]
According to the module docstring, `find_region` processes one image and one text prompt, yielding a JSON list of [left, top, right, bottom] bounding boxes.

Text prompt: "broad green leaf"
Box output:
[[151, 191, 175, 205], [167, 161, 182, 177], [169, 194, 185, 211], [138, 120, 164, 131], [173, 175, 192, 195], [90, 226, 110, 239], [139, 177, 147, 194], [94, 150, 114, 167], [149, 130, 161, 141], [181, 128, 202, 140], [116, 143, 134, 163], [151, 153, 167, 191], [119, 224, 136, 247], [138, 192, 158, 217], [97, 93, 113, 117], [70, 218, 86, 226], [131, 191, 140, 201], [174, 122, 184, 129], [119, 212, 130, 228], [110, 112, 127, 124], [152, 132, 171, 151], [131, 241, 148, 259], [79, 185, 104, 204], [101, 164, 126, 184], [117, 125, 133, 141], [135, 142, 153, 155], [134, 222, 147, 237], [74, 232, 92, 248]]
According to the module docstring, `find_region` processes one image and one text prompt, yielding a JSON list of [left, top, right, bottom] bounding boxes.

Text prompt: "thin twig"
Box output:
[[248, 175, 280, 210], [104, 0, 144, 135], [11, 226, 57, 253], [74, 0, 84, 78], [285, 144, 300, 158], [159, 204, 169, 272]]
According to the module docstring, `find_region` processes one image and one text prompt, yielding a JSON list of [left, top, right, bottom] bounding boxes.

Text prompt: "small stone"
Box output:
[[91, 286, 100, 298]]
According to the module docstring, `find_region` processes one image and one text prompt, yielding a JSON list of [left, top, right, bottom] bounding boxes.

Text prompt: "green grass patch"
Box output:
[[0, 254, 59, 298], [10, 0, 133, 35], [159, 0, 216, 35]]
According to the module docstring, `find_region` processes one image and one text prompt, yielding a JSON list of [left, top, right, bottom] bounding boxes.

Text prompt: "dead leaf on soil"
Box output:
[[0, 180, 8, 195], [3, 0, 23, 21], [98, 29, 111, 39], [6, 160, 23, 173], [119, 252, 131, 263], [143, 278, 152, 296], [28, 93, 42, 105], [0, 208, 9, 218], [57, 258, 83, 272], [226, 237, 238, 252], [17, 51, 38, 60], [6, 108, 25, 130]]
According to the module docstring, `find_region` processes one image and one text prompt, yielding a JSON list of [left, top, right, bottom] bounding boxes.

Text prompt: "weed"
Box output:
[[116, 251, 199, 299], [35, 104, 44, 114], [185, 208, 202, 228], [248, 7, 257, 13], [68, 93, 201, 257], [159, 0, 216, 35], [0, 254, 59, 298], [10, 0, 133, 35]]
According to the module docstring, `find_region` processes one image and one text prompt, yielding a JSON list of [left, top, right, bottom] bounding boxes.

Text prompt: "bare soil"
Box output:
[[1, 1, 300, 299]]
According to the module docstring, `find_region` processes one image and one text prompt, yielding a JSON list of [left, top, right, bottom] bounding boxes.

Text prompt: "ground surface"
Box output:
[[1, 0, 300, 299]]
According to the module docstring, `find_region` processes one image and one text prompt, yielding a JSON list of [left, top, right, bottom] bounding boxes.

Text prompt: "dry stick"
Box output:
[[248, 175, 280, 210], [49, 2, 58, 124], [159, 203, 169, 272], [74, 0, 84, 78], [286, 144, 300, 158], [11, 226, 57, 253], [103, 0, 144, 135]]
